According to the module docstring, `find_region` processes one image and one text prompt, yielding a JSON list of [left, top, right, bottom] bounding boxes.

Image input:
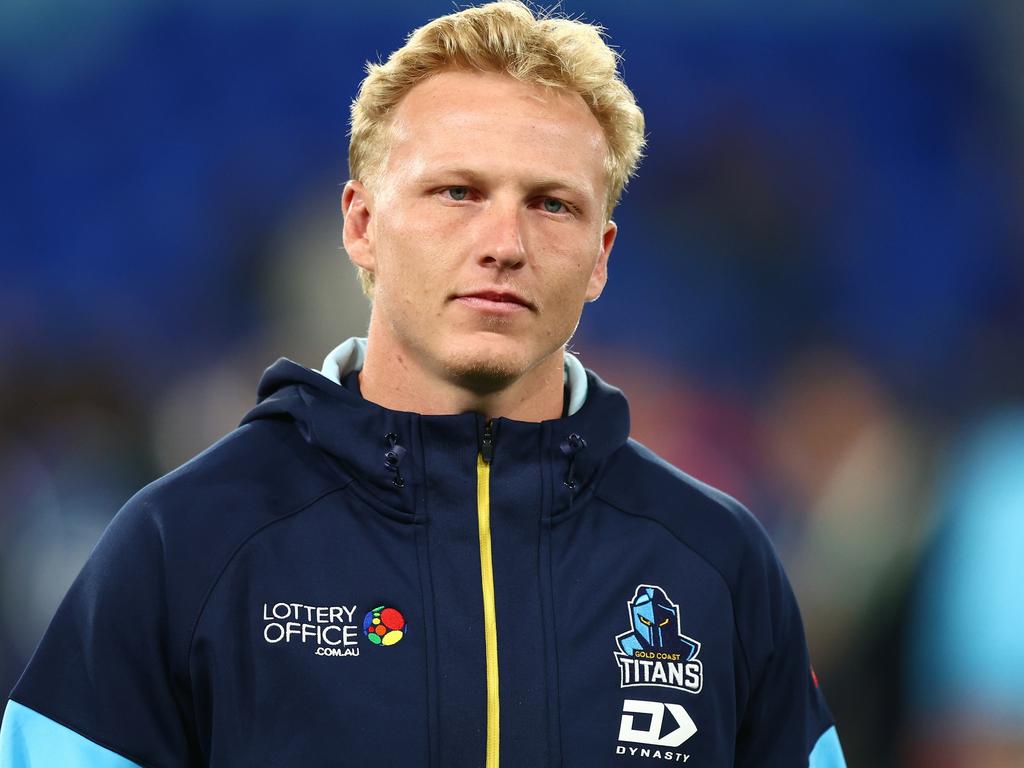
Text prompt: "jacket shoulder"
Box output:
[[7, 418, 353, 766], [597, 438, 773, 574], [136, 418, 345, 523], [87, 419, 348, 667]]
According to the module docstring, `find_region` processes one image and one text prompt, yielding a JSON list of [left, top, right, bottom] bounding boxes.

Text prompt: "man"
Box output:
[[1, 3, 847, 766]]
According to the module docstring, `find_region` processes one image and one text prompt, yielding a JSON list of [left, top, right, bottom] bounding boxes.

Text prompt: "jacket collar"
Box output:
[[243, 338, 630, 519], [318, 337, 590, 416]]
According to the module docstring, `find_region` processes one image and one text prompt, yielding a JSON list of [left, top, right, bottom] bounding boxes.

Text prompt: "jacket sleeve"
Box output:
[[1, 493, 199, 768], [732, 517, 848, 768]]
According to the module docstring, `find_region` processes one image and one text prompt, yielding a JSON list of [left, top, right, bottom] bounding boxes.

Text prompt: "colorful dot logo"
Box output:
[[362, 605, 406, 646]]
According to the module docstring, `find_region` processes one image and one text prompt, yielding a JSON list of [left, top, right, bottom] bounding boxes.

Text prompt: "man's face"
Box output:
[[344, 69, 617, 394]]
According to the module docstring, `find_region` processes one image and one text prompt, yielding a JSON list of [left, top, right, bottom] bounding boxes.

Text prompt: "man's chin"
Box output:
[[439, 339, 529, 395], [442, 354, 523, 395]]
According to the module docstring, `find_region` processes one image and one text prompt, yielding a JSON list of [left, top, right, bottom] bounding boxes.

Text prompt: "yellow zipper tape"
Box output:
[[477, 453, 500, 768]]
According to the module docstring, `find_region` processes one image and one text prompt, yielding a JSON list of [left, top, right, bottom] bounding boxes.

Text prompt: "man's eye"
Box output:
[[542, 197, 565, 214], [445, 187, 470, 201]]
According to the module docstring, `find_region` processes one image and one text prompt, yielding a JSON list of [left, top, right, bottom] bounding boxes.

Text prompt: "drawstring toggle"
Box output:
[[560, 432, 587, 490], [383, 432, 407, 488]]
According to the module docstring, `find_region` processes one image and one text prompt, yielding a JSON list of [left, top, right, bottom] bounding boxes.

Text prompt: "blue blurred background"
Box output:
[[2, 2, 1022, 765]]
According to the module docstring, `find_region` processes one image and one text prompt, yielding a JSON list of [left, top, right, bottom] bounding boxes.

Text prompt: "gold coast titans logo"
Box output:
[[614, 585, 703, 694]]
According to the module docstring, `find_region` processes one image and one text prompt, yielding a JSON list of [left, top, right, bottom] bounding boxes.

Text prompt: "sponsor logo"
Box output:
[[261, 601, 407, 657], [614, 585, 703, 694], [362, 605, 406, 646], [615, 699, 695, 762], [262, 602, 360, 656]]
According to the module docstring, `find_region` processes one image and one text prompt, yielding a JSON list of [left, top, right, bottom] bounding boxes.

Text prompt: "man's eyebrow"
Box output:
[[411, 166, 484, 184]]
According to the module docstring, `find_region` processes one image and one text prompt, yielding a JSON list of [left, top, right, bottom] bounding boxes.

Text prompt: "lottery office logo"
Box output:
[[262, 602, 361, 657], [261, 601, 406, 657], [362, 605, 406, 646]]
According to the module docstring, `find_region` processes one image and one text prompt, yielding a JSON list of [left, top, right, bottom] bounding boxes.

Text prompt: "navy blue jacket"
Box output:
[[2, 343, 846, 767]]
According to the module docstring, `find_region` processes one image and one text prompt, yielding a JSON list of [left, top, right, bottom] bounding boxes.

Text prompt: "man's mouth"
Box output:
[[453, 290, 534, 312]]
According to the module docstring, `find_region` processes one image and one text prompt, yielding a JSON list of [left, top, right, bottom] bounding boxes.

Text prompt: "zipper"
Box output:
[[477, 420, 499, 768]]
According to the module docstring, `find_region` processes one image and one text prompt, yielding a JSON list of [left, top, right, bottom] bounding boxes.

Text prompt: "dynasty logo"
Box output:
[[614, 585, 703, 694]]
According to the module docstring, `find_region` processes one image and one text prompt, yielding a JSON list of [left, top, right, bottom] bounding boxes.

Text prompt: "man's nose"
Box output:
[[477, 199, 526, 270]]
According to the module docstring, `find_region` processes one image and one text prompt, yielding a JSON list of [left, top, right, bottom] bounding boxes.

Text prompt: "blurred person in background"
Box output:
[[0, 2, 846, 767], [907, 411, 1024, 768], [759, 349, 932, 766], [0, 356, 157, 705]]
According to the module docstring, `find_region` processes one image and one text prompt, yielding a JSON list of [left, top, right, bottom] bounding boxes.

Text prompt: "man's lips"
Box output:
[[453, 290, 534, 311]]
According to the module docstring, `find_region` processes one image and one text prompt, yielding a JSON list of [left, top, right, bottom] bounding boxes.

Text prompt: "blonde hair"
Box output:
[[348, 1, 646, 296]]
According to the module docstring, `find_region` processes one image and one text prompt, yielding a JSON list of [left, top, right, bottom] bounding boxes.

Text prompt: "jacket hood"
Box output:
[[241, 338, 631, 518]]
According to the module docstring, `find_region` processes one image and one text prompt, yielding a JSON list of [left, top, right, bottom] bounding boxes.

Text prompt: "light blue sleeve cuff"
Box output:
[[808, 725, 847, 768], [1, 700, 142, 768]]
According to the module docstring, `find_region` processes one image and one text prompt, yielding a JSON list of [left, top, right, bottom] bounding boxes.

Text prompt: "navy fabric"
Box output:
[[6, 357, 841, 767]]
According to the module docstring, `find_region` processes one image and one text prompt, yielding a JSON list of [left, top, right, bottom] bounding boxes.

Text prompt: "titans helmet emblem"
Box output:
[[614, 584, 703, 693]]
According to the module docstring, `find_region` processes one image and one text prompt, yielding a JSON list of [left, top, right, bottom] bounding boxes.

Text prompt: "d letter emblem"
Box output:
[[618, 699, 697, 747]]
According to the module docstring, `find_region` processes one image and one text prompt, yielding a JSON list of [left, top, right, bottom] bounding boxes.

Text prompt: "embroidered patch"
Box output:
[[261, 602, 361, 657], [614, 584, 703, 694], [362, 605, 406, 646]]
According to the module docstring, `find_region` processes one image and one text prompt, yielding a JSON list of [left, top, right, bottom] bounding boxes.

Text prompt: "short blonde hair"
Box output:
[[348, 1, 646, 296]]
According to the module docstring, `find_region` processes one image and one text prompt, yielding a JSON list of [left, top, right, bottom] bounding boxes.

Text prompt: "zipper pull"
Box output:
[[480, 419, 495, 463]]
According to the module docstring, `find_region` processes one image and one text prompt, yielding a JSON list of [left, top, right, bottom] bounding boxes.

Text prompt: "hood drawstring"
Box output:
[[383, 432, 407, 488], [560, 433, 587, 491]]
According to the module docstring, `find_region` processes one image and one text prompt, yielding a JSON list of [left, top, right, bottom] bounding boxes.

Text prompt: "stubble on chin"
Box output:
[[438, 313, 533, 395], [442, 351, 523, 396]]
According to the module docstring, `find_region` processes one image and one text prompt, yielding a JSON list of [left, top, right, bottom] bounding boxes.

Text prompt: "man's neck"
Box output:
[[357, 324, 565, 423]]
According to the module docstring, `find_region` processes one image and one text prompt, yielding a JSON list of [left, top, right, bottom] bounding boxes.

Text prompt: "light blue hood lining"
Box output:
[[320, 337, 588, 416]]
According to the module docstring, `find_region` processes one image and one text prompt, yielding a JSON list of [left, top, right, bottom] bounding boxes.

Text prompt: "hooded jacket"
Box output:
[[1, 339, 846, 767]]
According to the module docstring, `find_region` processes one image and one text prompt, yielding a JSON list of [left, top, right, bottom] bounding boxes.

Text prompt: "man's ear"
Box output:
[[342, 180, 375, 273], [585, 219, 616, 302]]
